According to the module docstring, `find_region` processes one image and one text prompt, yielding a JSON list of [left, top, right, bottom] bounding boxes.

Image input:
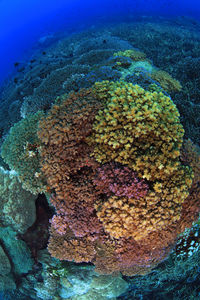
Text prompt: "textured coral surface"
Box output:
[[0, 19, 200, 299], [36, 80, 199, 276], [1, 111, 46, 194]]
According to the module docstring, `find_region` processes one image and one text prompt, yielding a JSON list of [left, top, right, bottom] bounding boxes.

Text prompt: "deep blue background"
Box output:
[[0, 0, 200, 84]]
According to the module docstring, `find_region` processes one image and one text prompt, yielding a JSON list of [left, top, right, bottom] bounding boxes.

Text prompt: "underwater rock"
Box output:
[[0, 242, 16, 292], [0, 245, 11, 275], [22, 249, 129, 300], [0, 167, 37, 233], [0, 275, 16, 291], [0, 227, 33, 275]]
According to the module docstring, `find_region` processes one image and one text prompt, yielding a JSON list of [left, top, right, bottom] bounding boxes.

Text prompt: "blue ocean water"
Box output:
[[0, 0, 200, 84], [0, 0, 200, 299]]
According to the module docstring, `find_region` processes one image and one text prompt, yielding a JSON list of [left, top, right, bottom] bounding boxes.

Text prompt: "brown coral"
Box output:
[[50, 168, 103, 239], [151, 69, 182, 92], [38, 89, 102, 199], [37, 83, 199, 277], [48, 226, 96, 263]]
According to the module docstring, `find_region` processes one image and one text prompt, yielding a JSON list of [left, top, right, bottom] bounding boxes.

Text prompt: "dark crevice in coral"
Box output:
[[18, 194, 54, 263]]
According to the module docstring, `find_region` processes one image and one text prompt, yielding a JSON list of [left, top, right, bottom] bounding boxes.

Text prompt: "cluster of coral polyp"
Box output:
[[38, 80, 199, 276]]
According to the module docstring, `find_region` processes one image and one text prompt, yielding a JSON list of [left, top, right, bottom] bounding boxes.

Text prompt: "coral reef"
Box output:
[[18, 250, 128, 300], [0, 17, 200, 300], [151, 69, 182, 92], [0, 226, 33, 292], [1, 111, 46, 194], [93, 162, 148, 199], [37, 80, 198, 276]]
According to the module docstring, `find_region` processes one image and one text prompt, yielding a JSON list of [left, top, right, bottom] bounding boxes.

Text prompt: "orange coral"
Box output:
[[95, 172, 191, 241], [38, 89, 102, 199], [48, 226, 96, 263], [37, 82, 199, 276]]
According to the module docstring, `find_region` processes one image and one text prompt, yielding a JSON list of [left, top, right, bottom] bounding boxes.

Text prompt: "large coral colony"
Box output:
[[1, 49, 200, 276]]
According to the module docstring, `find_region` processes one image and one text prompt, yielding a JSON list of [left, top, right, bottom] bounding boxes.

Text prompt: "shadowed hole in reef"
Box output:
[[17, 194, 54, 263]]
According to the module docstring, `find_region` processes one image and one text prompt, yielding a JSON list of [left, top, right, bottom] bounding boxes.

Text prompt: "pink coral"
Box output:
[[93, 162, 148, 199], [49, 168, 103, 239]]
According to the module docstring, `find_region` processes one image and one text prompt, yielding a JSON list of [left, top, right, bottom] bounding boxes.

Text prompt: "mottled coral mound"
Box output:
[[36, 79, 200, 276], [1, 111, 46, 194]]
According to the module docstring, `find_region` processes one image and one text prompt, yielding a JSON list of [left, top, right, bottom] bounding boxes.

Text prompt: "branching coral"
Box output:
[[48, 226, 97, 263], [35, 79, 199, 276], [88, 81, 186, 181], [38, 89, 103, 195], [38, 89, 104, 241], [95, 173, 190, 241], [49, 168, 103, 239], [93, 162, 148, 199]]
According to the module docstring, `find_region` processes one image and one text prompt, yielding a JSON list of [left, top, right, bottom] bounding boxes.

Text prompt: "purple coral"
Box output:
[[93, 162, 148, 199]]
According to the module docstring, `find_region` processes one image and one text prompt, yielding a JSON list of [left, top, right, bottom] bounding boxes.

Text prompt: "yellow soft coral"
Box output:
[[114, 49, 147, 61], [95, 169, 192, 241], [88, 80, 185, 182]]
